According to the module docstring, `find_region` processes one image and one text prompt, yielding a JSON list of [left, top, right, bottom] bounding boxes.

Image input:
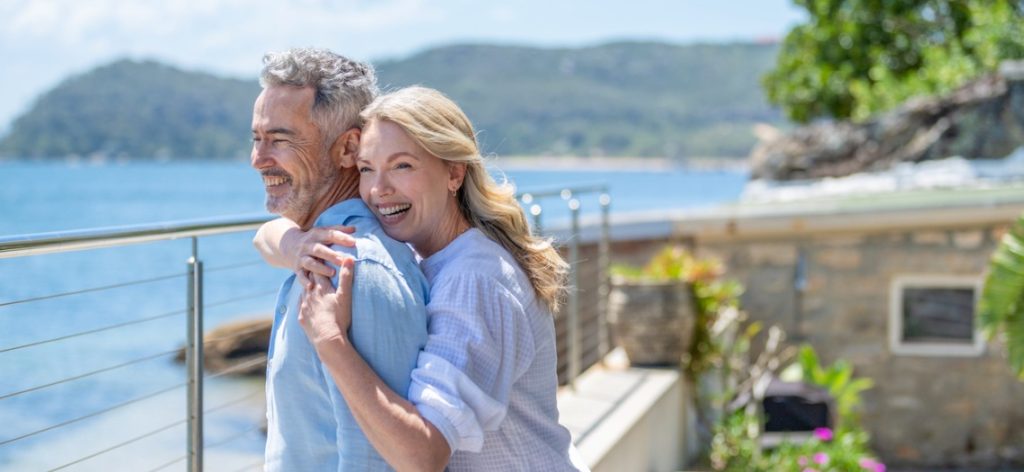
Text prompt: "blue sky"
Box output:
[[0, 0, 806, 132]]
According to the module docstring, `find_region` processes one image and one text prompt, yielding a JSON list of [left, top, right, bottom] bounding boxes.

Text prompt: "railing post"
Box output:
[[186, 237, 204, 472], [567, 198, 581, 389], [530, 204, 543, 234], [597, 193, 611, 363], [522, 193, 543, 234]]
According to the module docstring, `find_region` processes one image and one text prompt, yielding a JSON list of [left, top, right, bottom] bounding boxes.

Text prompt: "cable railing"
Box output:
[[518, 184, 613, 387], [0, 184, 613, 470], [0, 216, 272, 472]]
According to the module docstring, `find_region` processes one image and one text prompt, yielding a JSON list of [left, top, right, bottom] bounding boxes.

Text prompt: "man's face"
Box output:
[[250, 85, 333, 224]]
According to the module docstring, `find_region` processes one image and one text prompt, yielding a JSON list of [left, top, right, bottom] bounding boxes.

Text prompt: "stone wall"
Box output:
[[597, 215, 1024, 468]]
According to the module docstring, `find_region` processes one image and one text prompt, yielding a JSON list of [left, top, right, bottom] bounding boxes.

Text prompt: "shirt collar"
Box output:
[[313, 198, 375, 228]]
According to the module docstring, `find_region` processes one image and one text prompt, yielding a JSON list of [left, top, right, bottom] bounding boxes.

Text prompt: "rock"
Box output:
[[175, 317, 272, 376], [751, 61, 1024, 181]]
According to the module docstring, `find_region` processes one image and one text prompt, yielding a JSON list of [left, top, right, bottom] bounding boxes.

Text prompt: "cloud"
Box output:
[[1, 0, 440, 54]]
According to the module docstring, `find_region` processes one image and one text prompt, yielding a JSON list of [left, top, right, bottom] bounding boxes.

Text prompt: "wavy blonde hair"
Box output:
[[360, 86, 568, 313]]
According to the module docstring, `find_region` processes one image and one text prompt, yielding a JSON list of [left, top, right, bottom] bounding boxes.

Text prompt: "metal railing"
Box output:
[[0, 216, 272, 472], [0, 184, 613, 470], [518, 184, 613, 387]]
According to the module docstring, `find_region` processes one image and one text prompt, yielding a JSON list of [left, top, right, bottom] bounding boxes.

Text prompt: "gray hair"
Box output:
[[260, 48, 378, 146]]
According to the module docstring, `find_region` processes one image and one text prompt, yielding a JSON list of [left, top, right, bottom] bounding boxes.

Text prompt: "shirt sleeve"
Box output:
[[407, 272, 537, 453]]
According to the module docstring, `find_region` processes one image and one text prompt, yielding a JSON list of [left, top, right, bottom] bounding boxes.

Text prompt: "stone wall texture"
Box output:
[[602, 223, 1024, 469]]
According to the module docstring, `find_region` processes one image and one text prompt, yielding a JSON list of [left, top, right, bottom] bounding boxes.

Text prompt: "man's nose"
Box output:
[[251, 141, 273, 169]]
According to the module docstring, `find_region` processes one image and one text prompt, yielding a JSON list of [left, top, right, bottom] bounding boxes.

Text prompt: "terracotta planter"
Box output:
[[608, 278, 696, 367]]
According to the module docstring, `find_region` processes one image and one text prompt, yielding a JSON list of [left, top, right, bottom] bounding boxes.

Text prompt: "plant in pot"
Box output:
[[609, 245, 737, 367]]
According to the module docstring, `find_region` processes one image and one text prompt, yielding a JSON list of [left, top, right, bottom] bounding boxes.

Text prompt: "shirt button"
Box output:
[[277, 305, 287, 315]]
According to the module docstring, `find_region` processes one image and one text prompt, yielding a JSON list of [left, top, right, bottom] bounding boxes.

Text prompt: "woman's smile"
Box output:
[[377, 203, 412, 224]]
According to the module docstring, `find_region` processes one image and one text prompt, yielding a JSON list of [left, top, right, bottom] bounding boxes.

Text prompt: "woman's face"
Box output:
[[357, 118, 466, 257]]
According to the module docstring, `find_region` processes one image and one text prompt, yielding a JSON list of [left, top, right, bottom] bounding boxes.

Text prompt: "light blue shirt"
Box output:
[[264, 198, 429, 472]]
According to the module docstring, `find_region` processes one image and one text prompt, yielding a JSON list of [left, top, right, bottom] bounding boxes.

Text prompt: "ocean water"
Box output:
[[0, 161, 748, 470]]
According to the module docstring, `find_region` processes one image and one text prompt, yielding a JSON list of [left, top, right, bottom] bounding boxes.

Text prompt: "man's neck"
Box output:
[[297, 171, 360, 230]]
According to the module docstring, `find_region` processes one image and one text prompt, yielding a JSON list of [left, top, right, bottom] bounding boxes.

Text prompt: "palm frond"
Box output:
[[979, 214, 1024, 378]]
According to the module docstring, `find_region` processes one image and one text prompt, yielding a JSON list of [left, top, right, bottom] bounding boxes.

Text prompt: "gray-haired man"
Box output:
[[251, 48, 428, 471]]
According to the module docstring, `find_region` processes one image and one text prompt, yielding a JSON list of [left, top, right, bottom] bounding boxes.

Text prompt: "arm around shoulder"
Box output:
[[301, 254, 450, 472], [253, 217, 300, 269]]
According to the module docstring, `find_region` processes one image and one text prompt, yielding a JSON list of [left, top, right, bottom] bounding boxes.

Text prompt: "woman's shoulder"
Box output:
[[427, 229, 530, 302]]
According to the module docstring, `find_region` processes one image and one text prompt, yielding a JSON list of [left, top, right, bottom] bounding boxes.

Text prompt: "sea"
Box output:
[[0, 160, 748, 471]]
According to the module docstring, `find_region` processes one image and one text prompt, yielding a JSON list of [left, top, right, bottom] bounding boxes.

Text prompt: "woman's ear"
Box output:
[[448, 162, 467, 193], [332, 127, 362, 168]]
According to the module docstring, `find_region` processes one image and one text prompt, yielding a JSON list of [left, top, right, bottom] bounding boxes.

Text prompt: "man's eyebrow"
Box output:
[[252, 127, 297, 136]]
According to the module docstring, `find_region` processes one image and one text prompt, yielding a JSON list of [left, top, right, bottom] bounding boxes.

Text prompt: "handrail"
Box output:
[[0, 214, 273, 259]]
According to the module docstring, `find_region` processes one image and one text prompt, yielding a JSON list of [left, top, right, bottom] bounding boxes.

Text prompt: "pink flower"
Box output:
[[798, 456, 808, 466], [813, 427, 834, 442], [859, 457, 887, 472], [813, 452, 829, 465], [802, 469, 818, 472]]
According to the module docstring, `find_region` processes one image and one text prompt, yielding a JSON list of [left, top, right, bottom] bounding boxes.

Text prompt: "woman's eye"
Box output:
[[358, 166, 372, 173], [396, 162, 412, 170]]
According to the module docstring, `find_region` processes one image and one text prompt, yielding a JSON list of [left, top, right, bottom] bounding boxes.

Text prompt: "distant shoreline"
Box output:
[[489, 155, 750, 172], [2, 155, 752, 172]]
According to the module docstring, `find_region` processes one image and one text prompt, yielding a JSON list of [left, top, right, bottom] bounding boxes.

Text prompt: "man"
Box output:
[[251, 47, 429, 471]]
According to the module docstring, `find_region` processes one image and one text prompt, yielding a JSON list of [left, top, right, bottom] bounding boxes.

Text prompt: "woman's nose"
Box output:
[[372, 173, 393, 197]]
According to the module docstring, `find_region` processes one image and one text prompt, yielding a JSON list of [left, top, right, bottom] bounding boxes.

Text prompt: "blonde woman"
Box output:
[[255, 86, 587, 471]]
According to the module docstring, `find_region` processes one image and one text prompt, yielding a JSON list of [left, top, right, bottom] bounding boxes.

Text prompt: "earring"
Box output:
[[451, 189, 457, 198]]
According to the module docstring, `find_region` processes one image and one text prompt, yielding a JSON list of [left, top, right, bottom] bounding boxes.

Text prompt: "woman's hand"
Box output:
[[282, 225, 356, 289], [298, 256, 355, 349]]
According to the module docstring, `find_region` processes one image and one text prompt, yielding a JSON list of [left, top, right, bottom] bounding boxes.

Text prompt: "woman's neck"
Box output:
[[413, 210, 471, 259]]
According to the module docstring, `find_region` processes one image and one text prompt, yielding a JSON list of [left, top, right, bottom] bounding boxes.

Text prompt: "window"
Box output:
[[889, 275, 984, 356]]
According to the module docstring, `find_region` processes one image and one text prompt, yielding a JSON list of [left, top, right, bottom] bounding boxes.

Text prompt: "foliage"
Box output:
[[764, 0, 1024, 123], [786, 344, 875, 428], [379, 41, 785, 158], [0, 42, 785, 160], [978, 214, 1024, 379], [0, 60, 260, 160], [710, 343, 883, 472], [610, 245, 717, 283], [711, 412, 883, 472], [611, 246, 744, 378]]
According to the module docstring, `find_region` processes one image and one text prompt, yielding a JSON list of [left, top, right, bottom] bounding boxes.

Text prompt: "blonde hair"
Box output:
[[361, 87, 569, 312]]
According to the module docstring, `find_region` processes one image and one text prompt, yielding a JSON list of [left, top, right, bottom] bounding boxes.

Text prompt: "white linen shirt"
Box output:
[[408, 228, 588, 471]]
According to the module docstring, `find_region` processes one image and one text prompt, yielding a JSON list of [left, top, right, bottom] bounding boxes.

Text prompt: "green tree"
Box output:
[[764, 0, 1024, 123]]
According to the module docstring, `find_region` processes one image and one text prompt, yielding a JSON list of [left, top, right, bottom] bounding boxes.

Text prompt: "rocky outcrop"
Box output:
[[175, 317, 272, 376], [751, 61, 1024, 181]]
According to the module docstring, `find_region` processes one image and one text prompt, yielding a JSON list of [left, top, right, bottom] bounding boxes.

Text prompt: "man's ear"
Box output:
[[331, 127, 362, 168]]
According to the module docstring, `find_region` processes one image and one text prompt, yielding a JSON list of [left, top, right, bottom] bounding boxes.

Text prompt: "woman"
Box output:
[[255, 86, 587, 471]]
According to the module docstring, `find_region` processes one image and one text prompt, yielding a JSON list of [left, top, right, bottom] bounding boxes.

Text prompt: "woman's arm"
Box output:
[[300, 266, 451, 472], [253, 217, 356, 280]]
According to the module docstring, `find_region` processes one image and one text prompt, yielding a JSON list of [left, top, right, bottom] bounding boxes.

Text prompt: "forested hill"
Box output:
[[0, 41, 783, 160], [0, 60, 261, 160]]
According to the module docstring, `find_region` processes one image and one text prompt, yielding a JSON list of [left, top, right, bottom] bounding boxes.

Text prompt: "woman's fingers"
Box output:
[[300, 254, 336, 278], [297, 269, 312, 291], [335, 257, 354, 301], [311, 272, 333, 293], [316, 225, 357, 248], [311, 243, 351, 268]]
